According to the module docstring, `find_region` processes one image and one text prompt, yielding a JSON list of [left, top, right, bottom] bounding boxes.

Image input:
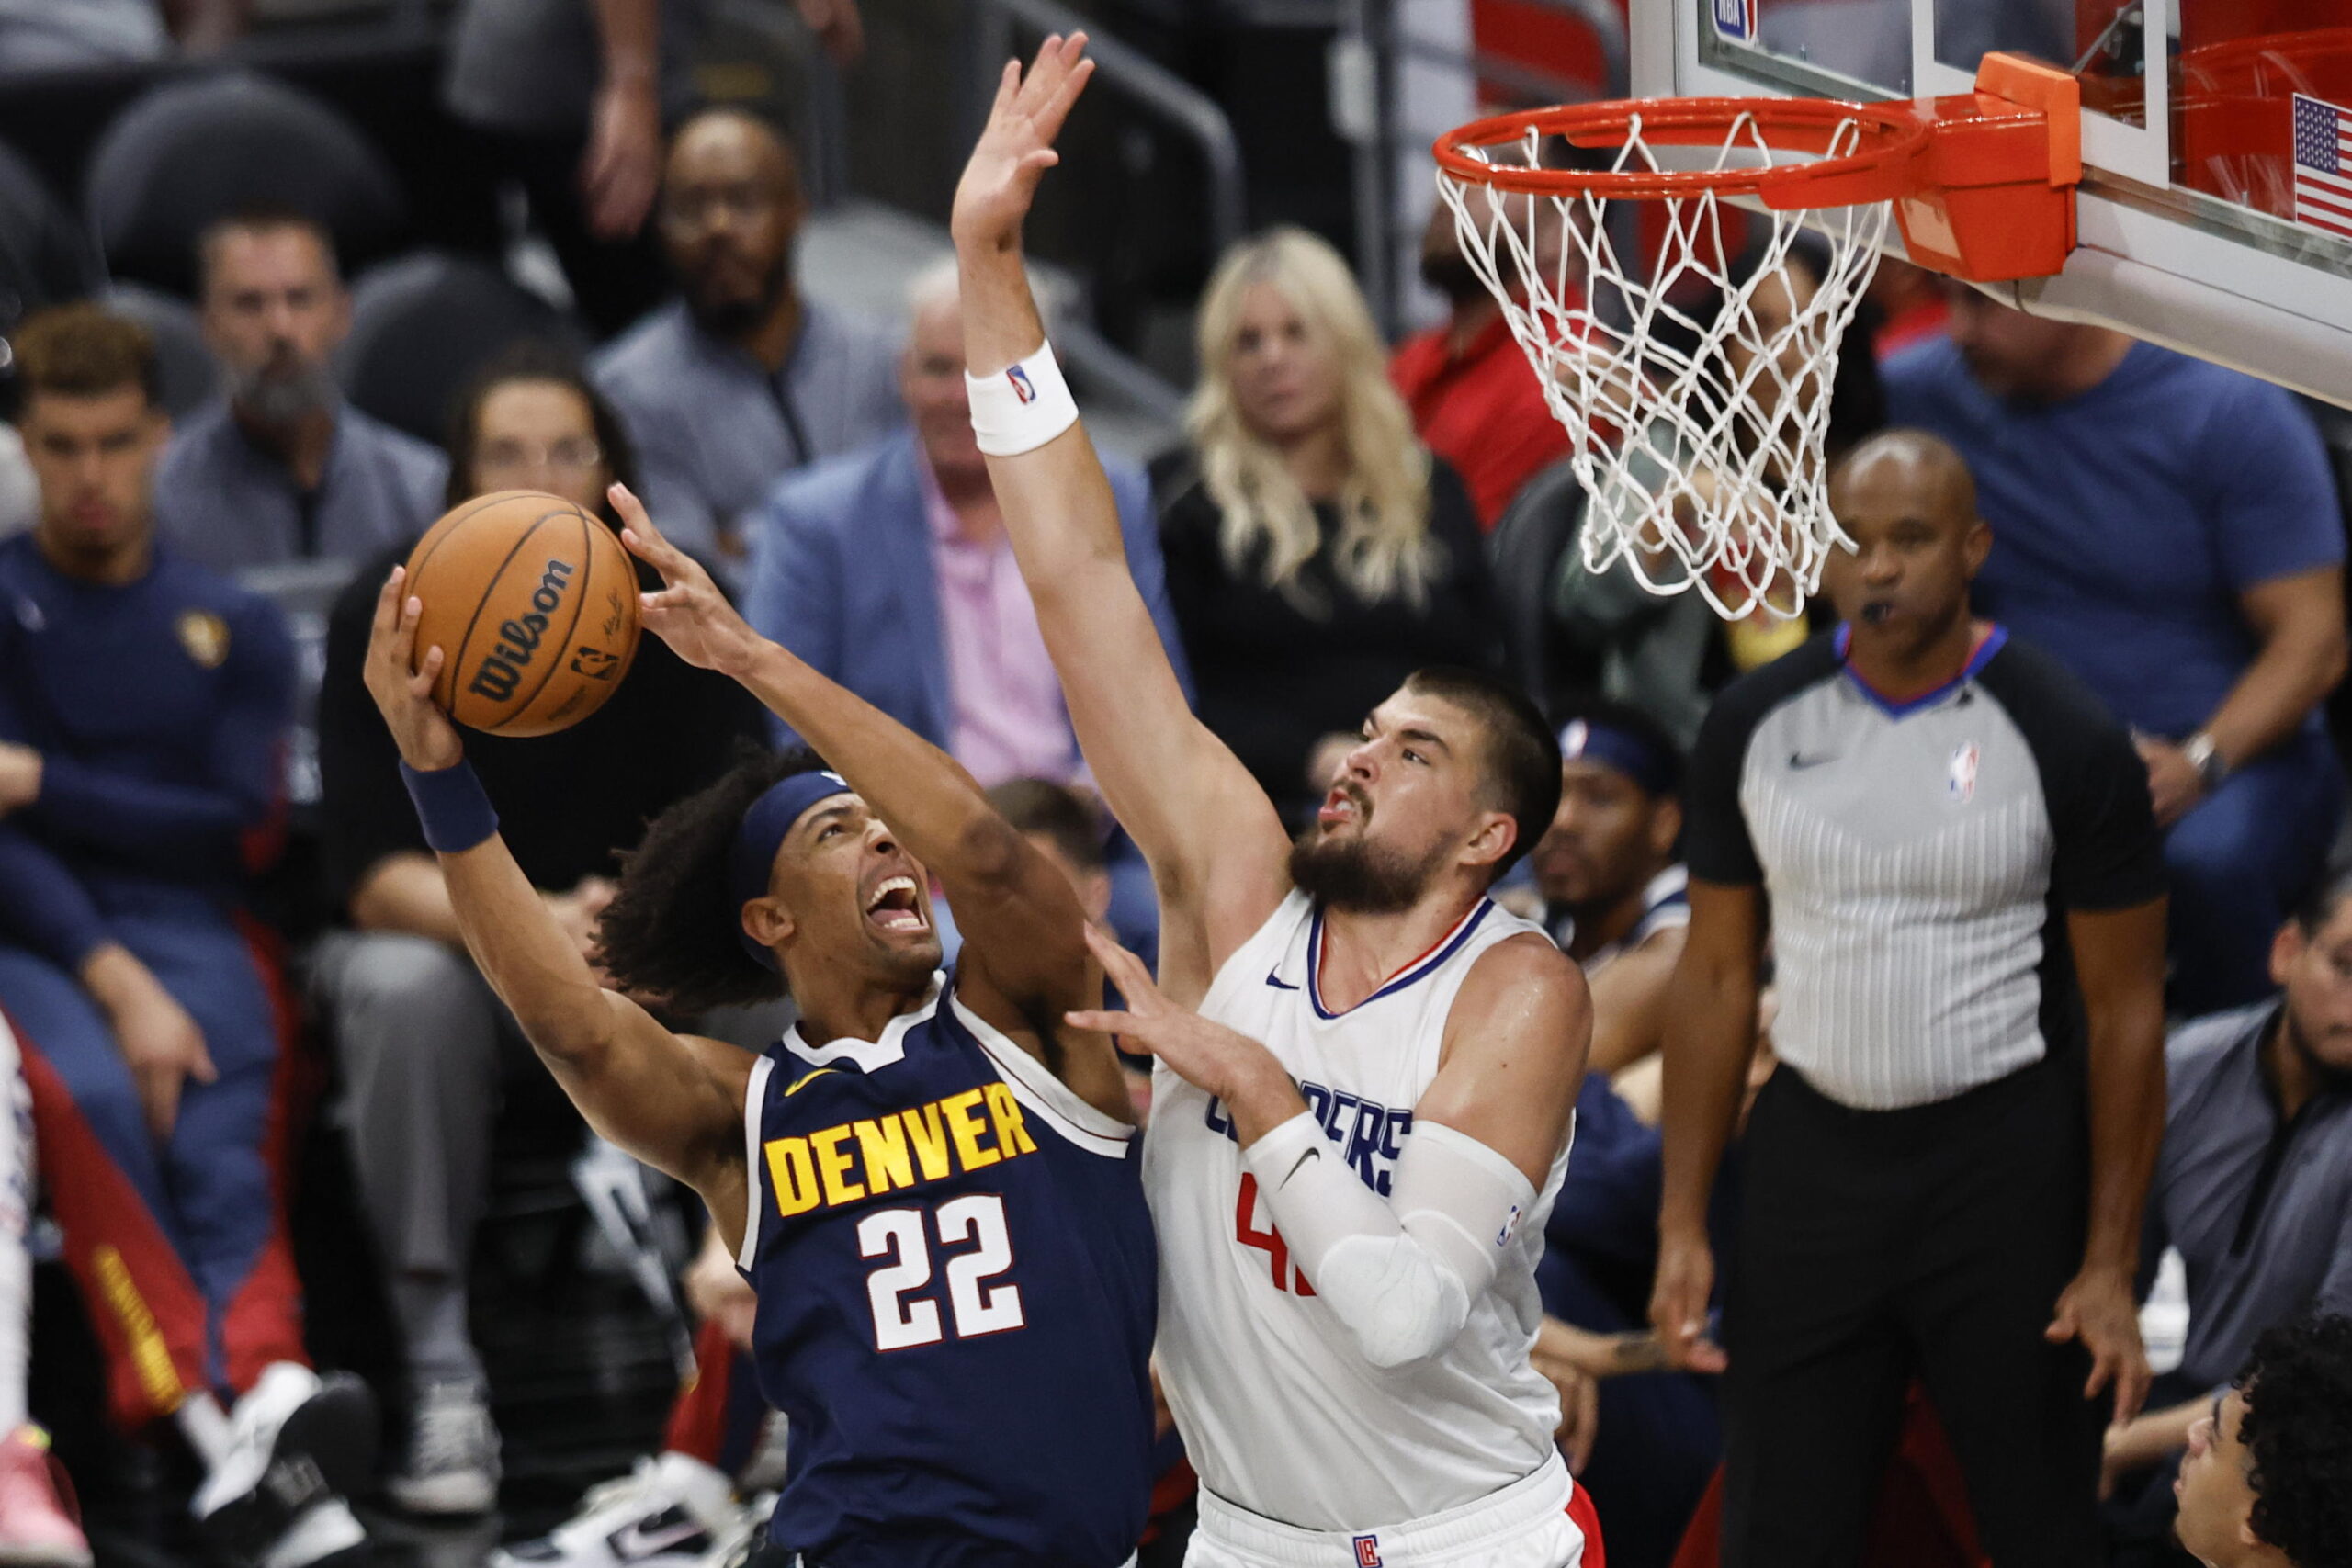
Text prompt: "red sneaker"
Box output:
[[0, 1427, 90, 1568]]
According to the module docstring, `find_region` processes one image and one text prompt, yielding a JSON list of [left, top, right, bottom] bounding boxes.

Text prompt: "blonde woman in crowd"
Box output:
[[1152, 226, 1500, 826]]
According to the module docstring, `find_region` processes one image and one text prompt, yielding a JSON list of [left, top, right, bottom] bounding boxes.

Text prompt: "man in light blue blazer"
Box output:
[[742, 262, 1187, 948]]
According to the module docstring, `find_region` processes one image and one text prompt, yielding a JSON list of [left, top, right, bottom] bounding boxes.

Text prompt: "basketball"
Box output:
[[401, 491, 642, 738]]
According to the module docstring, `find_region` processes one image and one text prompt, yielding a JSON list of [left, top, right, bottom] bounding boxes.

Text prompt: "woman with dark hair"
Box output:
[[1544, 231, 1887, 747], [439, 343, 644, 514], [310, 344, 768, 1516]]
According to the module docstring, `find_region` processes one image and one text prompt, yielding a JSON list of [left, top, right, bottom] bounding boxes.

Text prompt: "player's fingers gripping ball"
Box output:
[[401, 491, 642, 736]]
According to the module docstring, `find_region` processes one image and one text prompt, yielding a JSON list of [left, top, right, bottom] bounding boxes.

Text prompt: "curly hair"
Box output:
[[597, 745, 826, 1017], [2238, 1314, 2352, 1568]]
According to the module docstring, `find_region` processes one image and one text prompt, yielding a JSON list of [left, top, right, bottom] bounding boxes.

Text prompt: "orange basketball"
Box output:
[[401, 491, 642, 737]]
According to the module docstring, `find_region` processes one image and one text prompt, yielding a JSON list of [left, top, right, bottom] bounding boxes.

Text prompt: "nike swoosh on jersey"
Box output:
[[1264, 972, 1299, 990], [784, 1067, 840, 1097], [1787, 751, 1838, 769]]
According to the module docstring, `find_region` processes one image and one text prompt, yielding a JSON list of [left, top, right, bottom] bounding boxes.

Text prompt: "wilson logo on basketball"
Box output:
[[468, 558, 575, 703]]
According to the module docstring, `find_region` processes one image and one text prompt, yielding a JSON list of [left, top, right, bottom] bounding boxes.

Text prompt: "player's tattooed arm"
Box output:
[[618, 491, 1133, 1124], [951, 35, 1293, 1002], [362, 566, 753, 1245]]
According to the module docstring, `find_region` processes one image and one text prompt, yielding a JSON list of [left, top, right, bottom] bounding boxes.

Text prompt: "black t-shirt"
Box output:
[[1152, 454, 1501, 822], [318, 537, 768, 907]]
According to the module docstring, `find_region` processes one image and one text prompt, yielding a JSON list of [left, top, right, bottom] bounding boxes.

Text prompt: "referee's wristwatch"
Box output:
[[2182, 730, 2229, 791]]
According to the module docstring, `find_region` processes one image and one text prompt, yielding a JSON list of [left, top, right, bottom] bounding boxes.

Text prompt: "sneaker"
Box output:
[[695, 1491, 775, 1568], [192, 1363, 377, 1568], [0, 1427, 91, 1568], [491, 1452, 733, 1568], [386, 1382, 501, 1517]]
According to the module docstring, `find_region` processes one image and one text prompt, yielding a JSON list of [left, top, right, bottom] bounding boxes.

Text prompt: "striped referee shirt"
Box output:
[[1686, 626, 2165, 1111]]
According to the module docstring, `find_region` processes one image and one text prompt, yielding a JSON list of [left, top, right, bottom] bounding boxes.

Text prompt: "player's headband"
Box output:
[[1557, 718, 1679, 799], [729, 770, 854, 971]]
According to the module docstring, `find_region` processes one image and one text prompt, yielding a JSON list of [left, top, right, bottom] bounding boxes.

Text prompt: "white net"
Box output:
[[1437, 112, 1892, 621]]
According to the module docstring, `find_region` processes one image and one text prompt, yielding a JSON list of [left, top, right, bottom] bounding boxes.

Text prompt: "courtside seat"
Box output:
[[338, 251, 585, 446]]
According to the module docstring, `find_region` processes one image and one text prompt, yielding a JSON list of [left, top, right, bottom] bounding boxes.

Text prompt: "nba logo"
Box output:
[[1352, 1535, 1383, 1568], [1007, 364, 1038, 404], [1946, 743, 1979, 805], [1713, 0, 1756, 40]]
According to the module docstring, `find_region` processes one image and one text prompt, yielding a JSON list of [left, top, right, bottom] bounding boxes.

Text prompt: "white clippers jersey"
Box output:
[[1147, 890, 1571, 1529]]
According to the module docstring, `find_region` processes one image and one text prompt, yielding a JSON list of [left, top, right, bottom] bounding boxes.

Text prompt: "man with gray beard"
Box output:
[[156, 209, 447, 573]]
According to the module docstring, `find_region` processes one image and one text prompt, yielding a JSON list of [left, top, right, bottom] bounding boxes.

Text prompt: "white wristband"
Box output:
[[965, 341, 1080, 457]]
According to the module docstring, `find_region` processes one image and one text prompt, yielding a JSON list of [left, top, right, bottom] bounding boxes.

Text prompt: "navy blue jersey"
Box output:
[[737, 973, 1157, 1568]]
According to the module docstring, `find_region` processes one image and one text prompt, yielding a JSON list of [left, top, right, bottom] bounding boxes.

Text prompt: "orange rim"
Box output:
[[1433, 96, 1932, 207]]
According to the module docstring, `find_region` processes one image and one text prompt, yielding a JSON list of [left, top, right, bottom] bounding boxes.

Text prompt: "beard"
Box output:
[[1288, 825, 1448, 914], [231, 355, 337, 425], [683, 247, 791, 340]]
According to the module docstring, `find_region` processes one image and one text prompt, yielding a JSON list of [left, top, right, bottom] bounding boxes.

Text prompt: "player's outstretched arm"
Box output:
[[362, 566, 753, 1247], [951, 36, 1290, 1000], [618, 489, 1130, 1123], [1075, 925, 1586, 1371]]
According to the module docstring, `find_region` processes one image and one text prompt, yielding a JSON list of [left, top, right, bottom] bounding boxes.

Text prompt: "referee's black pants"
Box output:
[[1720, 1054, 2103, 1568]]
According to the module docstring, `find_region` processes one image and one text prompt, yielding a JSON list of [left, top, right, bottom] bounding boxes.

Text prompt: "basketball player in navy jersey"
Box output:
[[360, 487, 1157, 1568], [954, 40, 1600, 1568]]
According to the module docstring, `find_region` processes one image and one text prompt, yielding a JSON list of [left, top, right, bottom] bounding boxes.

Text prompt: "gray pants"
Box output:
[[306, 931, 790, 1391], [308, 930, 535, 1392]]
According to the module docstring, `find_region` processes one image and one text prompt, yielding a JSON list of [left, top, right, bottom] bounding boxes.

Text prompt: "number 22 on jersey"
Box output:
[[859, 1193, 1027, 1350]]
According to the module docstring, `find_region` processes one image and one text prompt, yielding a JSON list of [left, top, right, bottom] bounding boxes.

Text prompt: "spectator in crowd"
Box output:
[[0, 1014, 89, 1567], [1531, 700, 1689, 1094], [1885, 289, 2348, 1015], [2171, 1315, 2352, 1568], [1542, 231, 1885, 750], [441, 0, 862, 339], [1511, 705, 1714, 1568], [1156, 226, 1498, 826], [0, 305, 373, 1568], [157, 209, 447, 574], [310, 346, 765, 1516], [741, 261, 1182, 946], [1389, 195, 1573, 529], [2101, 868, 2352, 1551], [1654, 431, 2169, 1567], [594, 110, 900, 568]]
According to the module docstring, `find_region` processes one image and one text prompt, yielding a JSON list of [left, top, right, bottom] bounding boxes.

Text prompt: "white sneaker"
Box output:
[[695, 1491, 776, 1568], [386, 1382, 501, 1517], [192, 1363, 376, 1568], [492, 1452, 734, 1568]]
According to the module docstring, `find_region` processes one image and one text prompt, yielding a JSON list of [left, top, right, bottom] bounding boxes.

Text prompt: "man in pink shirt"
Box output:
[[742, 258, 1186, 794]]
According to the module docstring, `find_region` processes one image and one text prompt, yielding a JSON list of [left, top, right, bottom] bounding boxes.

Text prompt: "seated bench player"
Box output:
[[0, 303, 376, 1568]]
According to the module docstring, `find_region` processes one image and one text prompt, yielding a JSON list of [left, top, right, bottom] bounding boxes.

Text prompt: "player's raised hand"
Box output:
[[950, 34, 1095, 253], [364, 564, 464, 772], [1066, 921, 1269, 1101], [615, 483, 766, 680]]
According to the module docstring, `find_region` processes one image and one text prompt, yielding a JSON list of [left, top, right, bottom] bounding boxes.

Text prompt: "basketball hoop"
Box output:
[[1436, 54, 2082, 620]]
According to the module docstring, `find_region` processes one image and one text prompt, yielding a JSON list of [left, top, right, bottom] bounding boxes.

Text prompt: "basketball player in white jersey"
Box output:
[[952, 39, 1598, 1568]]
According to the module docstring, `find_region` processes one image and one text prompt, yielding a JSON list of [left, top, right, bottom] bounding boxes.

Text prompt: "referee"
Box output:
[[1651, 431, 2170, 1565]]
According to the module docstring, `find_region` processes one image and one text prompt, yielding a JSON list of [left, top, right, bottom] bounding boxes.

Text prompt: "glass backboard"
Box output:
[[1637, 0, 2352, 407]]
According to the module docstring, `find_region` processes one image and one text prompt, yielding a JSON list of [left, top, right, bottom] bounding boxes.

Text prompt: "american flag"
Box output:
[[2293, 94, 2352, 242]]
